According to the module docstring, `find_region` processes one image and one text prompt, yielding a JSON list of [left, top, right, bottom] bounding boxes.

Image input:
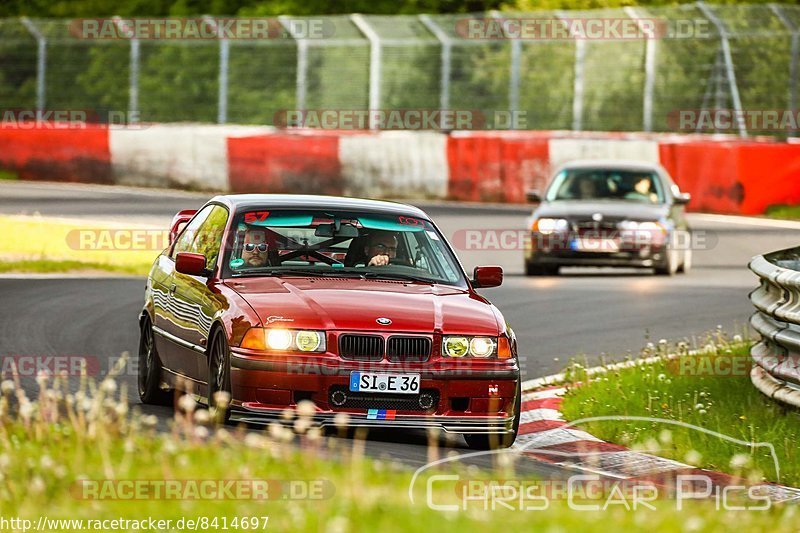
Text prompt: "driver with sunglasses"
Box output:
[[241, 229, 269, 268]]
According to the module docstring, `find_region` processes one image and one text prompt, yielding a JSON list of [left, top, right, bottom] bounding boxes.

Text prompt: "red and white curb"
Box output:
[[513, 386, 800, 504]]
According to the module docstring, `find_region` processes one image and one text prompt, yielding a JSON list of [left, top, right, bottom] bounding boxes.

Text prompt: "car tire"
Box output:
[[208, 329, 232, 423], [525, 262, 559, 276], [678, 247, 692, 274], [654, 247, 679, 276], [137, 315, 172, 406], [464, 381, 521, 450]]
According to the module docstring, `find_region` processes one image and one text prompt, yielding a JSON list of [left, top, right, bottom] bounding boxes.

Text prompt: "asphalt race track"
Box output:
[[1, 181, 799, 470]]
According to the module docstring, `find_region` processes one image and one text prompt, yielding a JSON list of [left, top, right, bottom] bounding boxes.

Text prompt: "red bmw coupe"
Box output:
[[138, 195, 520, 449]]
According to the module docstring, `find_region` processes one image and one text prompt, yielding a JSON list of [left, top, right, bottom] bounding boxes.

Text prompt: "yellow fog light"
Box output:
[[443, 336, 469, 357], [469, 337, 496, 358], [296, 331, 323, 352], [266, 329, 292, 350]]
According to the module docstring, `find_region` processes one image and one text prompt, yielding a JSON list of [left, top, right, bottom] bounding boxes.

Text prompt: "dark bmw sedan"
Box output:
[[524, 160, 692, 276]]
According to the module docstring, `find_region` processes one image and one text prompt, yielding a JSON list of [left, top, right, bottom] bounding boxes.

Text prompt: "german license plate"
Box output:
[[572, 238, 619, 252], [349, 372, 420, 394]]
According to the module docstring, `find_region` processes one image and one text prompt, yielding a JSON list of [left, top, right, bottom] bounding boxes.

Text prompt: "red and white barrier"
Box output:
[[2, 124, 799, 215], [109, 125, 272, 190]]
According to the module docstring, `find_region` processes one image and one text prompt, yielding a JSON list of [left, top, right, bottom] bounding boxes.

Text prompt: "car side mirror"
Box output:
[[175, 252, 208, 277], [526, 190, 542, 203], [674, 192, 691, 205], [169, 209, 198, 246], [473, 266, 503, 288]]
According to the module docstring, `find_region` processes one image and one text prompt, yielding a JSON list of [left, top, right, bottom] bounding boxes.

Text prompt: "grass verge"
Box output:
[[0, 214, 157, 275], [1, 357, 799, 530], [765, 204, 800, 221], [561, 333, 800, 487]]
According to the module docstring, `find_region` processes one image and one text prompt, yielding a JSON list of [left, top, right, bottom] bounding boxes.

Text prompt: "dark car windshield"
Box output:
[[222, 209, 466, 287], [546, 169, 665, 204]]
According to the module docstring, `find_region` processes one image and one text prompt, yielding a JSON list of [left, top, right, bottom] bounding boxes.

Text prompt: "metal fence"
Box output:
[[749, 248, 800, 408], [2, 2, 800, 136]]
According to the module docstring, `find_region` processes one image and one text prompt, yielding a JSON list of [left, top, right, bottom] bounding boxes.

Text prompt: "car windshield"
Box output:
[[546, 169, 665, 204], [224, 209, 466, 287]]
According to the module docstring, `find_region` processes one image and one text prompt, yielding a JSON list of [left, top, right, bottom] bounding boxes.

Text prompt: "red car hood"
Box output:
[[225, 277, 501, 335]]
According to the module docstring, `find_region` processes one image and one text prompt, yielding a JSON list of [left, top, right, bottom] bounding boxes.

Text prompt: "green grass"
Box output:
[[0, 169, 18, 180], [0, 259, 144, 275], [2, 357, 800, 530], [561, 337, 800, 487], [0, 215, 157, 275], [765, 204, 800, 221]]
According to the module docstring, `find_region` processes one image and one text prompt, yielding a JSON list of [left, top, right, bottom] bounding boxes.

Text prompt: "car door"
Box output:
[[169, 204, 229, 384], [156, 205, 214, 375]]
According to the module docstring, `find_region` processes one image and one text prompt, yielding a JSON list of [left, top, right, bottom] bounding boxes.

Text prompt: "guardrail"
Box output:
[[749, 247, 800, 408]]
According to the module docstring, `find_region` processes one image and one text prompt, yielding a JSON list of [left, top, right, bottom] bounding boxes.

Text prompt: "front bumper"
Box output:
[[228, 350, 520, 434], [525, 232, 667, 268], [231, 409, 517, 435]]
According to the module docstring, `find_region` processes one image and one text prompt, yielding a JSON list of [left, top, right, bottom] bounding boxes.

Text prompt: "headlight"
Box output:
[[267, 329, 293, 350], [618, 220, 667, 234], [240, 328, 327, 352], [442, 336, 498, 358], [469, 337, 496, 357], [442, 336, 469, 357], [532, 218, 569, 235], [295, 330, 323, 352]]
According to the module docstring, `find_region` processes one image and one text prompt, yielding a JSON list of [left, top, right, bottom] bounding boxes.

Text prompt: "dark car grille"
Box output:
[[328, 386, 439, 412], [387, 336, 432, 362], [574, 220, 619, 232], [338, 334, 385, 361]]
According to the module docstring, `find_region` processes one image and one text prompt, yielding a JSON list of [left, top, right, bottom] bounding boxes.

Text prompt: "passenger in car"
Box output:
[[364, 232, 399, 266], [625, 175, 658, 203]]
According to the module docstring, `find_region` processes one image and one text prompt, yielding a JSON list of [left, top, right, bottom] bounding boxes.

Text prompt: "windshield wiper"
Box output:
[[361, 272, 435, 284], [232, 268, 364, 279]]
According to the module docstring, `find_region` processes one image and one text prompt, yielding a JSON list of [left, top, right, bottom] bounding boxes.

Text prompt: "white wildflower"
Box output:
[[177, 394, 196, 413], [684, 450, 702, 465], [730, 454, 752, 469], [0, 381, 14, 395], [193, 409, 211, 425], [296, 400, 316, 418]]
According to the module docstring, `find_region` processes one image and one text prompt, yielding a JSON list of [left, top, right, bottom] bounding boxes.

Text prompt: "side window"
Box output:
[[189, 205, 228, 268], [172, 205, 214, 258]]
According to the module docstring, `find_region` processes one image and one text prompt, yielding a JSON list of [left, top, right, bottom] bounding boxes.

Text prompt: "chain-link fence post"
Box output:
[[203, 16, 228, 124], [20, 17, 46, 114], [419, 14, 451, 114], [489, 11, 520, 126], [279, 16, 308, 113], [113, 17, 140, 124], [625, 7, 656, 132], [697, 2, 747, 137], [770, 3, 799, 136], [351, 14, 381, 129], [557, 12, 585, 131]]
